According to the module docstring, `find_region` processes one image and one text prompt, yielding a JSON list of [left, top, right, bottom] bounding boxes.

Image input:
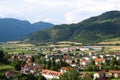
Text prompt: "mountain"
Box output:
[[33, 21, 54, 30], [0, 18, 54, 42], [25, 10, 120, 44]]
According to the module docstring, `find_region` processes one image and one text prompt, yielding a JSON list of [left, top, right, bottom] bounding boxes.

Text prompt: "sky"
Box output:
[[0, 0, 120, 24]]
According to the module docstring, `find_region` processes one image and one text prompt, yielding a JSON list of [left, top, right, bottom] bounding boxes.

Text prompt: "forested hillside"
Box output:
[[0, 18, 54, 42], [25, 11, 120, 44]]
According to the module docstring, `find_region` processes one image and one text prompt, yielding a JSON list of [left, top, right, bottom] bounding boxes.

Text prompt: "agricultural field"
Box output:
[[0, 41, 120, 55], [97, 38, 120, 45], [105, 46, 120, 51], [0, 43, 36, 54], [0, 64, 13, 74], [58, 41, 82, 45]]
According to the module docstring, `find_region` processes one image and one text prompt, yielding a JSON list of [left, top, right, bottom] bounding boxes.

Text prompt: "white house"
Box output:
[[60, 67, 68, 73], [80, 59, 89, 67], [79, 47, 89, 51], [41, 69, 62, 80]]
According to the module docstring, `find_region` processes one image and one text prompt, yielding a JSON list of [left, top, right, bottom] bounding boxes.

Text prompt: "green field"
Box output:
[[0, 64, 14, 74], [105, 46, 120, 51], [97, 38, 120, 45]]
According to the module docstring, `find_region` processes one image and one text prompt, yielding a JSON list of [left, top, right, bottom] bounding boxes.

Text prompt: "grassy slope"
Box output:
[[97, 38, 120, 45]]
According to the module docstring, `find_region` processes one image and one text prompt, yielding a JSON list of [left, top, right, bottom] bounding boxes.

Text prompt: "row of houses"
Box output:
[[5, 68, 120, 80], [93, 70, 120, 80], [59, 46, 102, 52]]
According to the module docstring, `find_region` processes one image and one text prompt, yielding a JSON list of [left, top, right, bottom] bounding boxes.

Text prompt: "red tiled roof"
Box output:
[[95, 58, 105, 62], [41, 69, 62, 77], [63, 55, 70, 59], [109, 70, 120, 73], [114, 52, 120, 54], [26, 58, 31, 63], [60, 67, 74, 70], [80, 59, 88, 62], [20, 64, 25, 67], [96, 64, 101, 67], [34, 66, 44, 70], [24, 63, 32, 68], [97, 70, 105, 74], [60, 67, 68, 70]]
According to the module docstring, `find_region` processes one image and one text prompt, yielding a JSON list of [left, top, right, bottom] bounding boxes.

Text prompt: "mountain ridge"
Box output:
[[25, 10, 120, 44], [0, 18, 54, 42]]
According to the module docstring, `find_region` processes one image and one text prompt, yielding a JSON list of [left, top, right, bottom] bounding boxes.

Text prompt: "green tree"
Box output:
[[11, 58, 21, 71], [36, 73, 46, 80], [0, 73, 6, 80], [109, 57, 116, 69], [0, 50, 5, 63], [31, 56, 35, 62], [59, 70, 79, 80]]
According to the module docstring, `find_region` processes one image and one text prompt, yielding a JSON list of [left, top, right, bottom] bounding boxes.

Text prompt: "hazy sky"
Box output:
[[0, 0, 120, 24]]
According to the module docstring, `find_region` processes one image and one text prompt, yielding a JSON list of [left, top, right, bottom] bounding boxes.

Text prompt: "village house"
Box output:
[[87, 46, 103, 50], [79, 72, 89, 79], [5, 71, 17, 79], [79, 47, 89, 51], [60, 47, 69, 52], [90, 55, 97, 59], [83, 56, 91, 61], [109, 70, 120, 78], [21, 63, 33, 74], [60, 67, 75, 73], [93, 71, 106, 80], [95, 58, 105, 65], [70, 63, 77, 68], [41, 69, 62, 80], [96, 64, 102, 70], [18, 54, 26, 61], [94, 58, 105, 70], [104, 54, 113, 61], [80, 59, 89, 66], [89, 52, 98, 56], [7, 41, 21, 44], [55, 58, 60, 63], [80, 59, 89, 69], [99, 54, 104, 58], [113, 52, 120, 60], [65, 58, 74, 64], [34, 65, 44, 71], [60, 67, 69, 73], [9, 54, 15, 61]]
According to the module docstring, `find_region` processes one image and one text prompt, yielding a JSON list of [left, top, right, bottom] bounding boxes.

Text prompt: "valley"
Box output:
[[0, 11, 120, 80]]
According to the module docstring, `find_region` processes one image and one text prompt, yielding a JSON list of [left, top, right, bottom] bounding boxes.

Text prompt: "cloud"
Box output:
[[65, 12, 75, 24], [24, 0, 69, 7], [0, 0, 120, 24], [64, 0, 120, 24]]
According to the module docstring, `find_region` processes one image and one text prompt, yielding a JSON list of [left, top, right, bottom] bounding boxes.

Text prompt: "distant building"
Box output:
[[7, 41, 21, 44], [86, 46, 103, 50]]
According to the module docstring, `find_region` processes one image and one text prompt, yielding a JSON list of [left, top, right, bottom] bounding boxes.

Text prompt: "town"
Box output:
[[0, 41, 120, 80]]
